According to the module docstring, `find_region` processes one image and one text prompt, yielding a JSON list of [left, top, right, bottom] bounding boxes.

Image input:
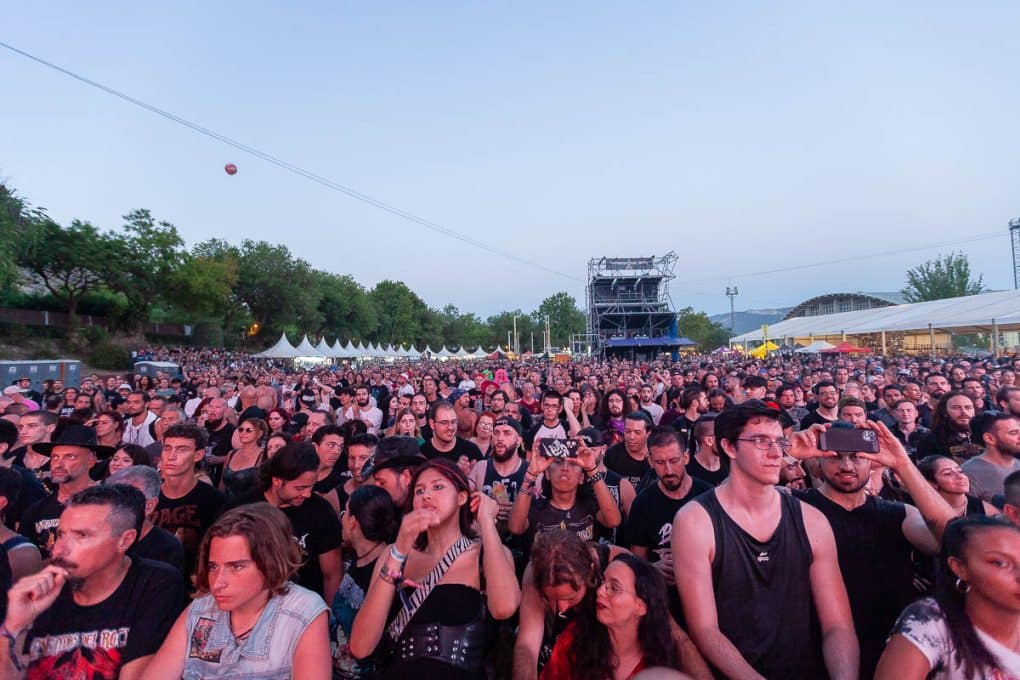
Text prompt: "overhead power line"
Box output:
[[0, 40, 582, 283]]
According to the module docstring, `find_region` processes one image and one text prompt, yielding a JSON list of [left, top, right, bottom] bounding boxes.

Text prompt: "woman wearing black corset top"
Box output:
[[349, 458, 520, 679]]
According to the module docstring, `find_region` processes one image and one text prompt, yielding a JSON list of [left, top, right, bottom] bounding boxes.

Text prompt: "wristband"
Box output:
[[0, 625, 25, 671], [583, 466, 597, 474], [585, 470, 606, 485], [390, 545, 408, 564]]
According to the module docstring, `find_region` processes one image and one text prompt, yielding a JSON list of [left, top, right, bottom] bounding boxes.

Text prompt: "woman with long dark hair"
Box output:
[[540, 555, 702, 680], [515, 531, 709, 680], [876, 515, 1020, 679], [332, 485, 398, 679], [349, 458, 520, 678], [918, 455, 998, 518]]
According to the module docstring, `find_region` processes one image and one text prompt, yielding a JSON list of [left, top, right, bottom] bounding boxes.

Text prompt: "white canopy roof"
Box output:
[[406, 346, 422, 359], [294, 335, 323, 357], [471, 346, 489, 358], [454, 347, 471, 358], [254, 333, 301, 358], [730, 290, 1020, 343], [315, 338, 332, 356], [423, 345, 437, 357], [436, 346, 453, 358], [794, 340, 836, 354]]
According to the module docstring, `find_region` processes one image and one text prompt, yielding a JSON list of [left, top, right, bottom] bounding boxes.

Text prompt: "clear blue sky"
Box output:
[[2, 2, 1018, 318]]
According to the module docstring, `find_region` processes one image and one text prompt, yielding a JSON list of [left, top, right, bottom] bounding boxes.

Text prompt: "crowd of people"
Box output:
[[0, 345, 1020, 679]]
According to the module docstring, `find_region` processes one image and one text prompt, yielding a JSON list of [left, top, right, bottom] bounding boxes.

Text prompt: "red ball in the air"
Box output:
[[224, 163, 237, 175]]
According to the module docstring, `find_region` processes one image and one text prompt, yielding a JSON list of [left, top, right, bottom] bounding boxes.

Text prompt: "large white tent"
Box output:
[[731, 290, 1020, 354], [254, 333, 302, 359], [294, 335, 324, 357], [315, 338, 332, 356]]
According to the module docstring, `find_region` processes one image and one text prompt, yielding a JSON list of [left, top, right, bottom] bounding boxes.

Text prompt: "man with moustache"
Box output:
[[795, 420, 950, 678], [121, 391, 157, 448], [626, 429, 711, 621], [469, 416, 529, 540], [20, 426, 109, 559], [0, 485, 184, 679]]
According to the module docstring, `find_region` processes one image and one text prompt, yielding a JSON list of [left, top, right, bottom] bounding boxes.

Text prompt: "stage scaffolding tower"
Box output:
[[586, 253, 678, 356]]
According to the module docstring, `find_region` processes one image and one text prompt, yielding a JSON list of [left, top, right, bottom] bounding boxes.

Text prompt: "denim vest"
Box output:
[[183, 583, 327, 679]]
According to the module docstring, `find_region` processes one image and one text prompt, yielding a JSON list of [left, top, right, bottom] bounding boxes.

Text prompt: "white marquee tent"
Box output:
[[253, 333, 302, 359]]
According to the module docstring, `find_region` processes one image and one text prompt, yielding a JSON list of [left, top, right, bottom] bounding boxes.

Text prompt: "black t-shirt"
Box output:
[[800, 409, 836, 430], [129, 525, 185, 574], [795, 488, 913, 678], [23, 558, 184, 678], [2, 462, 45, 531], [603, 443, 650, 488], [626, 477, 712, 563], [626, 476, 711, 623], [153, 482, 224, 580], [686, 455, 730, 487], [314, 465, 346, 495], [20, 492, 66, 560], [231, 491, 342, 597], [526, 494, 599, 546], [419, 437, 483, 465]]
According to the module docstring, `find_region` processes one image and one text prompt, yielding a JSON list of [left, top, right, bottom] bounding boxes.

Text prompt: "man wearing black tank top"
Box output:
[[672, 401, 859, 680], [797, 420, 957, 679]]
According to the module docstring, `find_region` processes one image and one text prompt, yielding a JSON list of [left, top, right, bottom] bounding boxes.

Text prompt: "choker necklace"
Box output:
[[357, 543, 385, 562]]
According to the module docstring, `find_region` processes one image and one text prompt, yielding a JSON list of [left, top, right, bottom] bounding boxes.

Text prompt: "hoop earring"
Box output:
[[955, 577, 970, 594]]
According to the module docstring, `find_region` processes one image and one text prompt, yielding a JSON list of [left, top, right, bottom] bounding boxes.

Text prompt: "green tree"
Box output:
[[17, 218, 110, 322], [102, 209, 187, 331], [675, 306, 731, 351], [0, 184, 40, 295], [532, 292, 586, 349], [486, 310, 538, 351], [234, 240, 321, 339], [901, 252, 985, 303], [314, 271, 377, 341], [368, 280, 430, 346]]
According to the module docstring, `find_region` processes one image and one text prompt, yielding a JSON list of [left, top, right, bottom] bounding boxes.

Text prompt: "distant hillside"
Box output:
[[709, 308, 792, 336]]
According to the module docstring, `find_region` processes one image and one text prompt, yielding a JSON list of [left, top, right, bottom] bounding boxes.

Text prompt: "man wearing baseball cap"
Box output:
[[468, 416, 528, 540], [19, 425, 112, 559]]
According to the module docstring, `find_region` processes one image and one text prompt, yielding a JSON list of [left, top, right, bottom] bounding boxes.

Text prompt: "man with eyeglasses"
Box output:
[[795, 420, 949, 678], [524, 391, 568, 450], [800, 380, 840, 429], [419, 401, 483, 468], [672, 401, 859, 680]]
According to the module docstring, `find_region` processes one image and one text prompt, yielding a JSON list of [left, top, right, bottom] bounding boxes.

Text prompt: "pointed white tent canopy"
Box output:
[[472, 346, 489, 358], [436, 346, 453, 358], [383, 344, 397, 357], [406, 346, 422, 359], [454, 346, 471, 358], [393, 345, 409, 358], [315, 338, 332, 356], [794, 340, 836, 354], [294, 335, 324, 357], [339, 341, 356, 358], [254, 333, 301, 358], [328, 339, 341, 357], [423, 345, 436, 357]]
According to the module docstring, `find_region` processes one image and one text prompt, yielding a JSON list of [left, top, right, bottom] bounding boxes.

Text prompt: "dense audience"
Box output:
[[0, 345, 1019, 678]]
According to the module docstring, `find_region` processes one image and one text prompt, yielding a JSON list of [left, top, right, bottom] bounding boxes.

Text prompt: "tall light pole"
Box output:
[[512, 315, 519, 355], [725, 285, 739, 333], [1010, 218, 1020, 289]]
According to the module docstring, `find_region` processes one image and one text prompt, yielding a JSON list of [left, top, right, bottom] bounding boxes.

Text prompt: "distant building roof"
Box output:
[[784, 291, 906, 320], [731, 289, 1020, 342]]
